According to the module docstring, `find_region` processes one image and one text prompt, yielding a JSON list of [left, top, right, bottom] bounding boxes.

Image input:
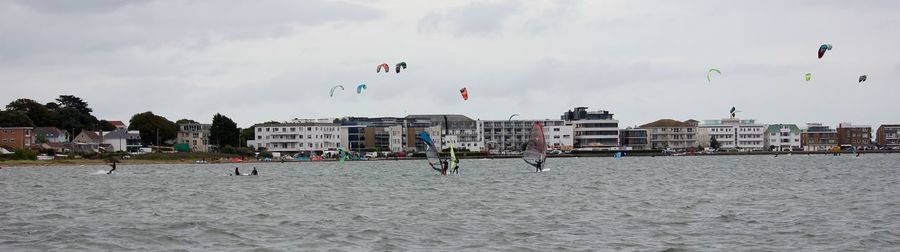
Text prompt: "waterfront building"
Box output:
[[480, 119, 574, 154], [405, 114, 484, 151], [72, 130, 102, 152], [698, 118, 766, 151], [0, 127, 34, 150], [837, 123, 873, 148], [764, 124, 802, 151], [247, 121, 342, 155], [876, 124, 900, 149], [800, 123, 838, 151], [619, 128, 650, 150], [33, 127, 69, 143], [102, 129, 143, 153], [176, 123, 212, 152], [336, 117, 441, 152], [639, 119, 698, 150], [561, 107, 619, 150]]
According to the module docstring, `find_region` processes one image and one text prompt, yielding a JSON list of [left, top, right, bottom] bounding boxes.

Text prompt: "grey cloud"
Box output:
[[417, 0, 521, 37], [11, 0, 148, 14], [521, 0, 581, 34], [0, 0, 382, 64]]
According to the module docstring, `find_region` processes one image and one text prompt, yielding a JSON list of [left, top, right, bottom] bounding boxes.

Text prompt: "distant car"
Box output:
[[364, 152, 378, 158]]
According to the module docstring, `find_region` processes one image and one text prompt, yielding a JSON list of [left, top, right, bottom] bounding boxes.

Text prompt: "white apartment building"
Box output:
[[480, 119, 574, 154], [764, 124, 802, 151], [248, 122, 343, 155], [561, 107, 619, 150], [698, 118, 766, 151]]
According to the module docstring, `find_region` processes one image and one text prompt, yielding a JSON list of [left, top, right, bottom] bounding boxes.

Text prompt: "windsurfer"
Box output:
[[251, 167, 258, 176], [440, 159, 448, 175], [234, 167, 241, 176], [452, 158, 459, 174], [535, 159, 543, 172]]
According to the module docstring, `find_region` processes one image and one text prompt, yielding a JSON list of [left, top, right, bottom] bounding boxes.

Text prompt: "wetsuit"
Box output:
[[452, 158, 459, 174], [251, 168, 258, 176], [535, 160, 543, 172], [107, 162, 116, 174], [235, 167, 241, 176], [440, 160, 448, 175]]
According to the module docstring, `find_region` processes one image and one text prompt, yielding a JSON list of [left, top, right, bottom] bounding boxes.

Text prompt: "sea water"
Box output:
[[1, 154, 899, 251]]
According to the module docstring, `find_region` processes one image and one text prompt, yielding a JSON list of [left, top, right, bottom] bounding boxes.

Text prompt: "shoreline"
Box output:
[[2, 150, 898, 168]]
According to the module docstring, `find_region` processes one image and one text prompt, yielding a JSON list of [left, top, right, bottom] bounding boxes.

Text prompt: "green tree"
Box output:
[[44, 102, 60, 111], [176, 119, 199, 124], [48, 107, 98, 137], [709, 137, 721, 150], [56, 95, 92, 114], [241, 127, 255, 148], [128, 111, 177, 146], [99, 120, 117, 131], [0, 110, 35, 127], [209, 113, 240, 149], [5, 98, 51, 126]]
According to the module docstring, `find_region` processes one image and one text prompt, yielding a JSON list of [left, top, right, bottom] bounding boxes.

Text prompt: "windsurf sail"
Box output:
[[523, 121, 546, 168], [419, 131, 442, 172], [449, 141, 457, 171]]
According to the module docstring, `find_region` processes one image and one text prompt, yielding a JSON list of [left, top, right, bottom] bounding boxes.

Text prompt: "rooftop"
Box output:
[[639, 119, 695, 128]]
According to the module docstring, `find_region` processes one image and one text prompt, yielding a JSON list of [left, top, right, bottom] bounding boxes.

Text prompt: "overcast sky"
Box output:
[[1, 0, 898, 128]]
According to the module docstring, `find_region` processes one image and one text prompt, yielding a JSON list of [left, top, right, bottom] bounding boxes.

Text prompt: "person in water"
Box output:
[[451, 158, 460, 174], [107, 162, 117, 174], [234, 167, 241, 176], [251, 167, 258, 176], [440, 159, 448, 175], [535, 159, 543, 172]]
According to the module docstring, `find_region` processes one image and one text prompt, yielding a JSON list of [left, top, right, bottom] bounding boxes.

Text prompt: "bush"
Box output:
[[0, 149, 38, 160], [220, 146, 255, 156]]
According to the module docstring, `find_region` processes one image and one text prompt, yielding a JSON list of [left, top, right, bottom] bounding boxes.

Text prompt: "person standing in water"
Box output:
[[234, 167, 241, 176], [440, 159, 448, 176], [251, 167, 258, 176], [107, 161, 117, 174], [535, 159, 543, 172]]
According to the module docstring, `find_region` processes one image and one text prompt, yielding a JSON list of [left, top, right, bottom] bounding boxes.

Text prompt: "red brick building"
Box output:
[[0, 127, 34, 150], [837, 123, 872, 148]]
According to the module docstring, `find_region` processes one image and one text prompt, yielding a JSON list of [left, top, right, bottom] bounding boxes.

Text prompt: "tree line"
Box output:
[[0, 95, 252, 150]]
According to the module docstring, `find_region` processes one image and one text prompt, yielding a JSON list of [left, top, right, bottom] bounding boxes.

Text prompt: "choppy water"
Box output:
[[2, 154, 900, 251]]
